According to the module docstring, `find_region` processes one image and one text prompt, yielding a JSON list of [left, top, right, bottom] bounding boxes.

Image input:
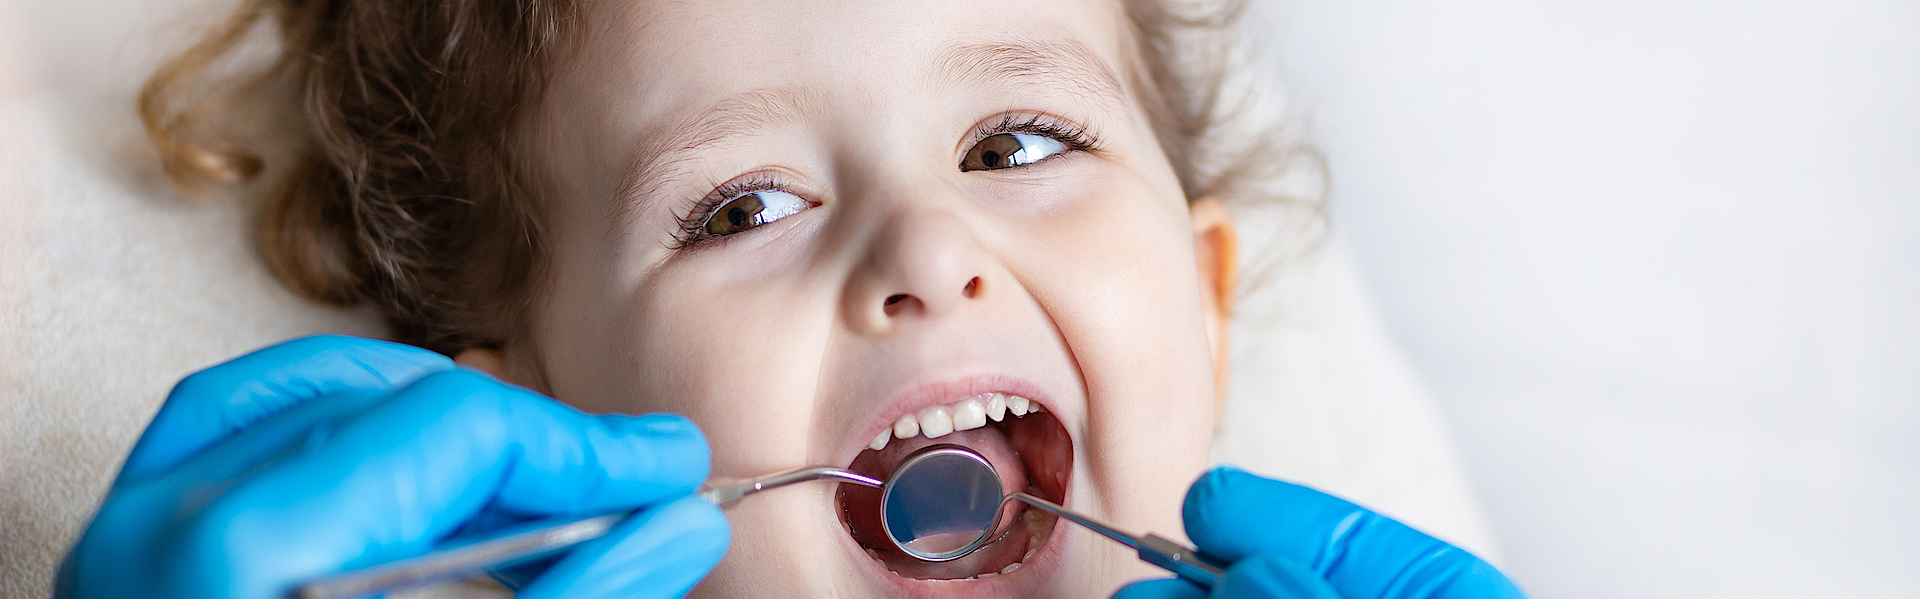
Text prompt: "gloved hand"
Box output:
[[56, 335, 728, 599], [1113, 468, 1526, 599]]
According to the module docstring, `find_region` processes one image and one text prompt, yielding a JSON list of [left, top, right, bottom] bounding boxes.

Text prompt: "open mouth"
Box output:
[[836, 392, 1073, 580]]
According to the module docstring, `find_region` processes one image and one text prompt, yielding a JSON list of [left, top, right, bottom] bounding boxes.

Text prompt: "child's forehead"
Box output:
[[548, 0, 1145, 210], [572, 0, 1136, 109]]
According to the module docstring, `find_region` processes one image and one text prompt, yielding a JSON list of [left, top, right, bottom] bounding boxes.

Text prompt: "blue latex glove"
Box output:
[[1113, 468, 1526, 599], [55, 335, 728, 599]]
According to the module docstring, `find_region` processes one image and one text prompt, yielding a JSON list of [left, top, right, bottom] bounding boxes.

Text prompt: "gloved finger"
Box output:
[[1182, 468, 1525, 599], [121, 335, 452, 483], [1111, 577, 1207, 599], [176, 369, 710, 596], [516, 495, 730, 599], [1213, 553, 1343, 599]]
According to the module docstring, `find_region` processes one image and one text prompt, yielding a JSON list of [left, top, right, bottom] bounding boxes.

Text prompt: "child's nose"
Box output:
[[840, 206, 991, 335]]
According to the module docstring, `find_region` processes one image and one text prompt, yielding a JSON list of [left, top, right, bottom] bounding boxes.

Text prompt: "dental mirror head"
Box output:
[[879, 445, 1007, 562]]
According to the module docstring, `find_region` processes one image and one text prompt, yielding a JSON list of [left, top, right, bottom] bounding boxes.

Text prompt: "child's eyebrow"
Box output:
[[930, 37, 1128, 115], [610, 36, 1127, 232], [613, 86, 816, 231]]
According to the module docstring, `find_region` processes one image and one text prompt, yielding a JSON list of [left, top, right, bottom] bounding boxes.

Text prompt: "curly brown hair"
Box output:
[[142, 0, 1318, 356]]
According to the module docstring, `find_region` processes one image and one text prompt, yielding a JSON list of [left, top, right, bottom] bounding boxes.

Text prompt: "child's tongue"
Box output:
[[840, 425, 1031, 578]]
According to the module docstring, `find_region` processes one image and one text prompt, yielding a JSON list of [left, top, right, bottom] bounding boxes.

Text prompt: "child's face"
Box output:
[[489, 0, 1235, 596]]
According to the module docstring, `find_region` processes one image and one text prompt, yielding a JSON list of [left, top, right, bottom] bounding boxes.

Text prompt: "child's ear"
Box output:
[[1190, 196, 1238, 422]]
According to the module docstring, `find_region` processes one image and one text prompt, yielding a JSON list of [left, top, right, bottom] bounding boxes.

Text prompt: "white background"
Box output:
[[1246, 0, 1920, 597], [6, 0, 1918, 597]]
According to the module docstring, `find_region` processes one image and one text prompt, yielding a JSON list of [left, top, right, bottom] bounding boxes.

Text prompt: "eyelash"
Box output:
[[671, 113, 1102, 249], [966, 112, 1103, 157]]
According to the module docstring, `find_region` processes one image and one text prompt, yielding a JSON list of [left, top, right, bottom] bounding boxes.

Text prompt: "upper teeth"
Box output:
[[870, 393, 1041, 451]]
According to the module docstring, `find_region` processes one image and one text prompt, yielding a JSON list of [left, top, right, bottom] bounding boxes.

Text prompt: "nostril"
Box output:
[[962, 277, 981, 299], [883, 294, 911, 317]]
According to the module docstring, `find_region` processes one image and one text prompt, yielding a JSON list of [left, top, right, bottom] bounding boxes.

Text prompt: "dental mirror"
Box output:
[[874, 444, 1223, 589], [878, 445, 1005, 561], [874, 445, 1225, 587], [299, 444, 1222, 599]]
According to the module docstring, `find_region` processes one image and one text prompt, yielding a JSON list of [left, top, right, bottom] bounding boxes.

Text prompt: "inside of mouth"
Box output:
[[837, 405, 1072, 580]]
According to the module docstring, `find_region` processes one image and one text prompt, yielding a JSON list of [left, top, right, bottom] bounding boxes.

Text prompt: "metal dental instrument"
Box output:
[[299, 444, 1223, 598], [877, 446, 1226, 589], [296, 467, 884, 599]]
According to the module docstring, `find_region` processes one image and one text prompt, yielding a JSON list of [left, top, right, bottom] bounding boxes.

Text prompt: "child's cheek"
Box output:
[[614, 265, 836, 473], [1002, 161, 1218, 530]]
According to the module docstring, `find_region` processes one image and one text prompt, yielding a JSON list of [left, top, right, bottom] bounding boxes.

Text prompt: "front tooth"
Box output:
[[869, 429, 891, 451], [985, 393, 1007, 422], [893, 415, 920, 439], [917, 406, 954, 438], [952, 398, 988, 431], [1007, 395, 1031, 416]]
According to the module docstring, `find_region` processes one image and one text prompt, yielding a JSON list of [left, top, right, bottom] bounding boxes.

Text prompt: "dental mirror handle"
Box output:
[[294, 467, 881, 599], [1006, 493, 1227, 590]]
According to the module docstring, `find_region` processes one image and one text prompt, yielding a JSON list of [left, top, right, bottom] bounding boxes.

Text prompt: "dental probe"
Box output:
[[294, 467, 883, 599]]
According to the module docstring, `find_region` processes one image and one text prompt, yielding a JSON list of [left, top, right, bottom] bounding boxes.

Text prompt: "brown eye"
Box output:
[[701, 190, 809, 237], [960, 132, 1068, 172]]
